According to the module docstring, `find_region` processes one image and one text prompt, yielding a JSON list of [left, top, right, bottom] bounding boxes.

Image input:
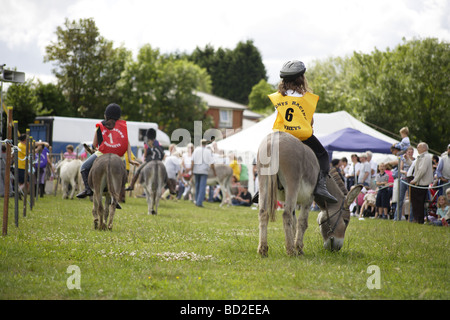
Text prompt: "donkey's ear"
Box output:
[[345, 184, 364, 207]]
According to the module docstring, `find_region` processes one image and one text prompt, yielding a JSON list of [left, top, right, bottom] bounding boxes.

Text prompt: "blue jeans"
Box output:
[[80, 154, 97, 174], [194, 174, 208, 207], [79, 154, 98, 190], [232, 198, 251, 206], [395, 179, 413, 221]]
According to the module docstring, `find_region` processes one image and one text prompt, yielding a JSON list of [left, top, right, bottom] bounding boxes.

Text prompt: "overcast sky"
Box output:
[[1, 0, 449, 86]]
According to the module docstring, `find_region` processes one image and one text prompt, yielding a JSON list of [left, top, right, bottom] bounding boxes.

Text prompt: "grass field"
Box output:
[[0, 192, 449, 300]]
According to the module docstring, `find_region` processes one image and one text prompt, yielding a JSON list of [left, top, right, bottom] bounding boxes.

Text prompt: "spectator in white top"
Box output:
[[435, 144, 450, 196], [162, 151, 182, 198], [410, 142, 434, 224], [366, 151, 378, 189], [357, 153, 371, 187], [192, 139, 216, 207]]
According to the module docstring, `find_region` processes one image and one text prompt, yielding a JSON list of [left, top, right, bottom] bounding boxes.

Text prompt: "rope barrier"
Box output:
[[363, 178, 450, 191], [0, 139, 13, 145], [1, 139, 32, 162], [399, 179, 450, 190]]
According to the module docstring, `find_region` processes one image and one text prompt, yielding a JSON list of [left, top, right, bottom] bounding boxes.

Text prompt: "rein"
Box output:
[[318, 169, 348, 237], [318, 200, 346, 236]]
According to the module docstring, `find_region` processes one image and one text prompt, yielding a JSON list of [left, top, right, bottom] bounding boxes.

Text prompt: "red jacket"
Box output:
[[96, 120, 128, 157]]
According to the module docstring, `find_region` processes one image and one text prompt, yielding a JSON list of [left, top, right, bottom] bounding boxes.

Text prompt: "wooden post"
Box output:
[[29, 138, 35, 211], [23, 129, 29, 217], [13, 120, 19, 227], [2, 107, 13, 236], [54, 151, 61, 196], [35, 147, 41, 203]]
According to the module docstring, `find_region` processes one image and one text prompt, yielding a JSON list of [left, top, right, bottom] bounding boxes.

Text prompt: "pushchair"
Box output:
[[425, 188, 439, 222]]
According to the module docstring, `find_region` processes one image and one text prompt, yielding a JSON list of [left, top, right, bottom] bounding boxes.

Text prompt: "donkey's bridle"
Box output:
[[318, 200, 347, 236]]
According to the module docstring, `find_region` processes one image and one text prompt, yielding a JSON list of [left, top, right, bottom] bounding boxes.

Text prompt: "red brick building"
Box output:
[[196, 91, 262, 136]]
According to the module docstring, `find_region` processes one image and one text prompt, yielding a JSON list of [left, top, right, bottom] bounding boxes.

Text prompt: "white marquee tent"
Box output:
[[216, 110, 401, 193], [217, 111, 398, 154], [217, 110, 398, 155]]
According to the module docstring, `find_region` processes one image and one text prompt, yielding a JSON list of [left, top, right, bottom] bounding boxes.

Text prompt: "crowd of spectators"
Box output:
[[12, 124, 450, 226], [333, 129, 449, 226], [155, 140, 252, 208]]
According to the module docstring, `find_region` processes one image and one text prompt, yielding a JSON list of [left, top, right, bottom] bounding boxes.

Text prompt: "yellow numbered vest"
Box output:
[[269, 91, 318, 141]]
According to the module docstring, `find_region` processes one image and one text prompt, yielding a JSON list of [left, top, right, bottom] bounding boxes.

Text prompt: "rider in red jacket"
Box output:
[[76, 103, 139, 199]]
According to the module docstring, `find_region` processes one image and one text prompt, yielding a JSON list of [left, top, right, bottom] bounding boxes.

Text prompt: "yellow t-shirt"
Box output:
[[125, 151, 136, 171], [229, 160, 240, 181], [269, 91, 318, 141]]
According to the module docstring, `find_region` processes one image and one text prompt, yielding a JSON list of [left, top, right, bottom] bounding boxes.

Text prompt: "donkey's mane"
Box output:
[[329, 167, 348, 196]]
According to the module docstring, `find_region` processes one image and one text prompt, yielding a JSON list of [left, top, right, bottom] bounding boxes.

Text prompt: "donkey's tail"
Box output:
[[106, 154, 121, 207], [267, 173, 278, 222], [261, 132, 279, 222]]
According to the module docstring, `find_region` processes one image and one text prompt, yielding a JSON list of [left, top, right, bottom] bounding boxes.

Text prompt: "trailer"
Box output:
[[29, 116, 171, 157]]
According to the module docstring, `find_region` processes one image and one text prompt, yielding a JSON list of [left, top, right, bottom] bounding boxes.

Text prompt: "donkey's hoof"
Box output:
[[258, 245, 269, 257], [286, 247, 303, 257]]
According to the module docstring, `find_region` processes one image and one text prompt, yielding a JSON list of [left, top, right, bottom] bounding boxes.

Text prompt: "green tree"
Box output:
[[118, 45, 213, 136], [391, 38, 449, 152], [226, 40, 267, 104], [44, 18, 130, 118], [34, 81, 71, 116], [117, 44, 161, 121], [4, 80, 38, 134], [307, 38, 449, 152], [307, 56, 355, 113], [190, 44, 216, 72], [349, 38, 449, 152], [248, 79, 275, 114], [156, 59, 213, 135], [188, 40, 267, 104]]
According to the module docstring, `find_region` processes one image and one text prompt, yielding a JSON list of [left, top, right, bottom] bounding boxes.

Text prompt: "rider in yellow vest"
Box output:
[[253, 60, 337, 205]]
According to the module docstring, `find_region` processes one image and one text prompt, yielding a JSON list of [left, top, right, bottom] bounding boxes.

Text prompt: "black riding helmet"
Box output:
[[104, 103, 121, 120], [280, 60, 306, 80], [146, 128, 157, 140]]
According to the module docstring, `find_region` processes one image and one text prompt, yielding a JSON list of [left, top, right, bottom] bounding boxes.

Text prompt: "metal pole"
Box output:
[[36, 148, 41, 202], [0, 78, 4, 194], [53, 155, 59, 196], [30, 138, 35, 210], [23, 129, 29, 217], [2, 107, 13, 236], [397, 155, 401, 220], [13, 120, 19, 227]]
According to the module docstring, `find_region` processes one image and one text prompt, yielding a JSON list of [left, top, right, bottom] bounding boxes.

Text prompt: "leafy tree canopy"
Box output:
[[307, 38, 449, 152]]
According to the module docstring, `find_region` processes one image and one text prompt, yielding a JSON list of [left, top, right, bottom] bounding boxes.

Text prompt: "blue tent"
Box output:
[[318, 127, 393, 159]]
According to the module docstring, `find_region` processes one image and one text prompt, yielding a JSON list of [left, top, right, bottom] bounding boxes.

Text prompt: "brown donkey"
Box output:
[[88, 153, 127, 230], [139, 160, 167, 215], [257, 131, 362, 256]]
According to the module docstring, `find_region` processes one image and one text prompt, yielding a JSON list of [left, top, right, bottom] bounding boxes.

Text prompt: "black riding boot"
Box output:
[[252, 171, 338, 205], [39, 184, 45, 198], [314, 170, 337, 206], [125, 172, 138, 191], [76, 170, 93, 198], [251, 191, 259, 204]]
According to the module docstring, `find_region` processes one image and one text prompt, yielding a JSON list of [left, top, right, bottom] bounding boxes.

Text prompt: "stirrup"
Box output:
[[251, 191, 259, 204], [76, 189, 93, 199], [314, 171, 338, 205], [314, 192, 338, 206]]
